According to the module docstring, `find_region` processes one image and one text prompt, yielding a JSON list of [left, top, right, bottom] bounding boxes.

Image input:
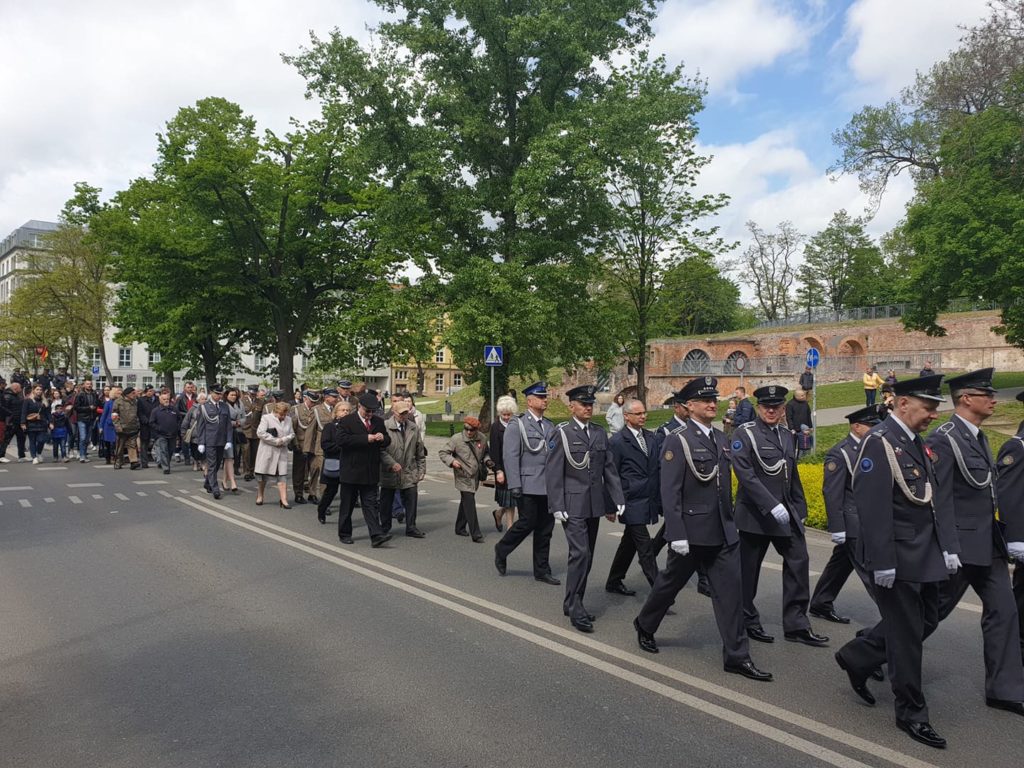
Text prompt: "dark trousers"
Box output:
[[244, 438, 259, 477], [562, 516, 600, 621], [495, 493, 555, 577], [456, 491, 482, 538], [2, 422, 26, 458], [1014, 563, 1024, 659], [338, 483, 385, 542], [838, 581, 940, 723], [381, 486, 418, 533], [938, 560, 1024, 701], [811, 538, 875, 613], [638, 541, 750, 666], [607, 523, 658, 588], [653, 521, 711, 592], [740, 529, 812, 633], [292, 450, 310, 498], [318, 478, 354, 533], [203, 446, 225, 494]]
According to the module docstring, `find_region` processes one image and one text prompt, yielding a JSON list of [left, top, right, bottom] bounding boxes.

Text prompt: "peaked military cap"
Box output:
[[523, 381, 548, 397], [891, 374, 945, 402], [753, 384, 788, 406], [321, 387, 339, 398], [845, 405, 883, 426], [247, 384, 259, 393], [679, 376, 720, 402], [945, 367, 996, 395], [305, 390, 322, 403], [209, 383, 224, 394], [338, 379, 353, 389], [566, 385, 597, 404], [268, 389, 284, 399]]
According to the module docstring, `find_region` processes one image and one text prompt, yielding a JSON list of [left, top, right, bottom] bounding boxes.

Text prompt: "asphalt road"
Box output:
[[0, 448, 1018, 768]]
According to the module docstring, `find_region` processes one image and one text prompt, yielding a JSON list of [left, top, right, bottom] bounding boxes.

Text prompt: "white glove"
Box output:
[[943, 551, 962, 573], [616, 504, 625, 519], [874, 569, 896, 588], [669, 540, 689, 555], [553, 510, 569, 523], [831, 531, 847, 545], [197, 445, 206, 455], [225, 442, 232, 452], [770, 504, 789, 525], [1008, 542, 1024, 561]]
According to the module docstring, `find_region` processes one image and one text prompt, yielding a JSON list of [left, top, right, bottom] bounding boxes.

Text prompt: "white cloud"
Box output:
[[839, 0, 991, 101], [0, 0, 384, 236], [651, 0, 814, 95]]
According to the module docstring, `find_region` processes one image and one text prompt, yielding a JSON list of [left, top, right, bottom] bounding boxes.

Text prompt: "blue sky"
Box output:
[[0, 0, 993, 266]]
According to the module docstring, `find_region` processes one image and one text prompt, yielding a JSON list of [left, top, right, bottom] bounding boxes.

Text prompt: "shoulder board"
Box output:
[[936, 422, 955, 435], [677, 422, 689, 433]]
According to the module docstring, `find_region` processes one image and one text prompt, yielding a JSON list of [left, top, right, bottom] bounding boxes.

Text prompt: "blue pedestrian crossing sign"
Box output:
[[805, 348, 820, 368], [484, 345, 503, 367], [91, 365, 100, 375]]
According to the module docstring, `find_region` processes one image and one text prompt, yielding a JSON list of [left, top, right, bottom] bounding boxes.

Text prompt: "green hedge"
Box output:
[[730, 465, 827, 531]]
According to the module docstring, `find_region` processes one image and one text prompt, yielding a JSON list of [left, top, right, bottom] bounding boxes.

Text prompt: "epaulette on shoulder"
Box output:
[[936, 421, 955, 435], [677, 421, 690, 433], [738, 421, 755, 432], [556, 421, 571, 431]]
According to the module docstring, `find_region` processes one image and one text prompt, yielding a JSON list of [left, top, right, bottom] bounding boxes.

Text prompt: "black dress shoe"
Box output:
[[697, 577, 713, 597], [339, 536, 354, 544], [535, 573, 561, 585], [563, 609, 596, 622], [634, 618, 658, 653], [606, 582, 637, 596], [784, 628, 830, 647], [294, 496, 307, 505], [896, 720, 946, 749], [724, 660, 773, 682], [163, 469, 170, 475], [810, 606, 851, 624], [371, 533, 393, 548], [307, 495, 318, 503], [317, 512, 326, 524], [213, 491, 222, 500], [570, 617, 594, 633], [746, 626, 775, 643], [835, 652, 875, 705], [987, 697, 1024, 716], [871, 668, 885, 682], [455, 530, 469, 537], [406, 528, 426, 538], [495, 550, 507, 576], [472, 536, 484, 543]]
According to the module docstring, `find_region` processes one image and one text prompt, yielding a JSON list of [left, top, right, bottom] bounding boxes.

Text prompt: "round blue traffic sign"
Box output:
[[805, 348, 820, 368]]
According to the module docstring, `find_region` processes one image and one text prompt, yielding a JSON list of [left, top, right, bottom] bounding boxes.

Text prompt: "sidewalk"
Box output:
[[813, 386, 1024, 426]]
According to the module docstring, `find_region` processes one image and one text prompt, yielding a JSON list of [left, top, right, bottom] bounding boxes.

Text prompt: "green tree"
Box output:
[[288, 0, 659, 414], [739, 220, 801, 322], [901, 75, 1024, 344], [655, 255, 743, 336], [796, 210, 886, 315]]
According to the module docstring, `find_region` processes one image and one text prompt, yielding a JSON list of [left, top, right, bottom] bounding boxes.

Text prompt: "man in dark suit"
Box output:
[[809, 405, 883, 623], [547, 385, 625, 633], [195, 383, 232, 499], [929, 369, 1024, 716], [334, 393, 392, 547], [606, 398, 660, 594], [633, 377, 772, 682], [495, 382, 559, 585], [834, 374, 961, 749], [996, 391, 1024, 665], [733, 385, 828, 648]]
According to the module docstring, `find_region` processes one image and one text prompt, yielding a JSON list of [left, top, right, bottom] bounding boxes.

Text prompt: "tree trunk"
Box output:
[[99, 342, 113, 383], [276, 334, 295, 396], [163, 370, 175, 392]]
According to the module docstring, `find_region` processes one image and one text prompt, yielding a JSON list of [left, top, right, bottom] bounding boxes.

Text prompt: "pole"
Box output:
[[811, 379, 817, 456], [490, 365, 495, 427]]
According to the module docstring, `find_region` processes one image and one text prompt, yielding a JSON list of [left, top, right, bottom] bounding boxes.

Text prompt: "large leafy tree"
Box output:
[[795, 210, 887, 315], [739, 221, 801, 322], [655, 255, 744, 337], [289, 0, 659, 412], [901, 76, 1024, 344]]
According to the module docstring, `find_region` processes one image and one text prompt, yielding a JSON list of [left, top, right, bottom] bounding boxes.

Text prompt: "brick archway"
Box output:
[[802, 335, 824, 353], [837, 337, 865, 356]]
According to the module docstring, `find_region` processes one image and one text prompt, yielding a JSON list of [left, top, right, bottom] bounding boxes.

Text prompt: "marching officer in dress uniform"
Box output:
[[605, 398, 660, 595], [552, 385, 622, 630], [996, 391, 1024, 666], [809, 405, 884, 624], [834, 374, 961, 750], [633, 377, 772, 681], [733, 385, 829, 648], [929, 369, 1024, 716], [240, 385, 263, 480], [291, 390, 319, 505], [195, 383, 232, 500], [307, 388, 338, 502], [547, 384, 624, 633], [494, 382, 560, 585]]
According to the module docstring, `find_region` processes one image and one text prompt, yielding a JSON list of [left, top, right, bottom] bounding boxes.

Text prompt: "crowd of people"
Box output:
[[3, 362, 1024, 751]]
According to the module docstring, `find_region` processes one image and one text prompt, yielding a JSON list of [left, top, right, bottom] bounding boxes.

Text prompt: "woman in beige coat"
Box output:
[[255, 401, 294, 508], [439, 416, 493, 542]]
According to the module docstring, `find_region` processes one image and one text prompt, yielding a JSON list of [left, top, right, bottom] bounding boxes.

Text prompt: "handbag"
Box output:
[[323, 457, 341, 478]]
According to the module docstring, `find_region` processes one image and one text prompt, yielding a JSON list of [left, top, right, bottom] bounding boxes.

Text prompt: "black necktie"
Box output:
[[978, 430, 991, 461]]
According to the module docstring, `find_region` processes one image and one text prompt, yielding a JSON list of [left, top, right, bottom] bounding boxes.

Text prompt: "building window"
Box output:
[[112, 375, 124, 387], [118, 346, 132, 368], [91, 347, 102, 366], [681, 349, 711, 375], [395, 370, 408, 381], [453, 373, 462, 388], [142, 376, 154, 389], [435, 373, 445, 391], [95, 376, 107, 389], [724, 351, 749, 374], [148, 350, 161, 366], [435, 349, 445, 364], [254, 354, 267, 370]]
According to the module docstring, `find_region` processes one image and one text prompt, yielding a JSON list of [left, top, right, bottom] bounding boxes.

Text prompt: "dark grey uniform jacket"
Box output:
[[823, 434, 862, 539], [996, 427, 1024, 544], [732, 419, 808, 537], [659, 422, 736, 547], [545, 420, 624, 518], [503, 413, 553, 496]]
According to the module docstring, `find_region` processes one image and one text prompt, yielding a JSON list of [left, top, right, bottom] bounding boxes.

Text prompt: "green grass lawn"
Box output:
[[806, 370, 1024, 412]]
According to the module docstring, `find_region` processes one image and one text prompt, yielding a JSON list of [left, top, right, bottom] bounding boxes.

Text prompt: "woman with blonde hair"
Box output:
[[490, 394, 519, 532], [254, 401, 295, 508]]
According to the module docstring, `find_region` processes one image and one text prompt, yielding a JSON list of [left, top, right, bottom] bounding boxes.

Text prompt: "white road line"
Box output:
[[136, 491, 147, 497], [114, 493, 130, 501], [0, 486, 33, 492], [133, 480, 167, 485], [110, 510, 118, 514], [68, 496, 82, 504], [44, 497, 54, 503], [18, 499, 31, 508], [178, 495, 935, 768], [91, 494, 103, 500], [68, 482, 103, 488], [36, 466, 67, 471]]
